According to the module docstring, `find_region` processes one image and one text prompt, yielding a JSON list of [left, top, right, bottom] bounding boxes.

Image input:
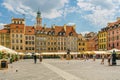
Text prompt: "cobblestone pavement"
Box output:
[[0, 59, 120, 80]]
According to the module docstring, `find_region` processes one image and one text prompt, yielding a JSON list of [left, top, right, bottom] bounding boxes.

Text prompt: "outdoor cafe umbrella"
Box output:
[[108, 48, 120, 52]]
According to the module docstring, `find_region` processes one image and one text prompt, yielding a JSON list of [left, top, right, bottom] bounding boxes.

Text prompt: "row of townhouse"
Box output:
[[98, 17, 120, 50], [3, 10, 120, 53], [0, 11, 79, 53]]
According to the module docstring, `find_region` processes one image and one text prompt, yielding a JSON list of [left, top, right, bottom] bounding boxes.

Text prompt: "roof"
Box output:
[[107, 19, 120, 27], [10, 24, 24, 29], [55, 26, 64, 35], [0, 29, 9, 33], [12, 18, 24, 21], [25, 26, 35, 35]]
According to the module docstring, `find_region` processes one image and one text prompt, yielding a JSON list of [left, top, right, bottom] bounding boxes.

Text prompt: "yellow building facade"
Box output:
[[98, 30, 107, 51]]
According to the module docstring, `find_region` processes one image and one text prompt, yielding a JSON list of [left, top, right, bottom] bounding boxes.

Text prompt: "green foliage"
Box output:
[[0, 52, 3, 59]]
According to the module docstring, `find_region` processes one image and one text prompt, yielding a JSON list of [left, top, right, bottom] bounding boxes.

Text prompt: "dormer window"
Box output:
[[58, 32, 62, 36], [52, 31, 55, 35], [69, 32, 73, 36], [63, 32, 65, 35], [48, 31, 51, 35]]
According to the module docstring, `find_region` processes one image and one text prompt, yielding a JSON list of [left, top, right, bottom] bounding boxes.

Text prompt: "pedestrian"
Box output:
[[101, 54, 105, 64], [84, 54, 87, 61], [93, 54, 96, 61], [108, 55, 111, 66], [39, 54, 43, 62], [33, 54, 37, 64]]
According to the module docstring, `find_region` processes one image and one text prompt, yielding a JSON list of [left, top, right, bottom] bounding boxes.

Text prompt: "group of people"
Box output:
[[100, 50, 117, 66], [33, 54, 43, 64], [100, 54, 111, 66], [83, 50, 117, 66]]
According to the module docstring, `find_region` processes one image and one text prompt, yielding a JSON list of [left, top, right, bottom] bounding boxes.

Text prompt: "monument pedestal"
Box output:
[[0, 59, 8, 70], [66, 54, 71, 60]]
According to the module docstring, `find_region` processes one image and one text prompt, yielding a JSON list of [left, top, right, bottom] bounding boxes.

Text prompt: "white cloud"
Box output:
[[2, 0, 69, 19], [77, 0, 120, 27], [0, 23, 6, 29], [67, 22, 76, 25], [80, 31, 90, 36]]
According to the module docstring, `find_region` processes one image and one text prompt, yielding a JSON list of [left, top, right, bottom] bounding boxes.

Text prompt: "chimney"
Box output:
[[44, 24, 46, 29], [73, 24, 76, 30], [52, 24, 55, 29], [64, 24, 66, 31]]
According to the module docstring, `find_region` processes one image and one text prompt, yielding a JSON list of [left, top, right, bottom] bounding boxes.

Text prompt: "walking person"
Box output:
[[101, 54, 105, 64], [33, 54, 37, 64], [39, 54, 43, 63], [93, 54, 96, 61], [108, 54, 111, 66]]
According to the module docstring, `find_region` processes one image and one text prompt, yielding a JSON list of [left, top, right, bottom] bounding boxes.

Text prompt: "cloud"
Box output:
[[67, 22, 76, 25], [77, 0, 120, 27], [80, 31, 90, 36], [2, 0, 69, 19], [0, 23, 6, 29]]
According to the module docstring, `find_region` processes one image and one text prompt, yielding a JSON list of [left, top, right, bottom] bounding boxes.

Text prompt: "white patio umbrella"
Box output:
[[35, 53, 40, 55], [26, 53, 32, 56], [108, 48, 120, 52]]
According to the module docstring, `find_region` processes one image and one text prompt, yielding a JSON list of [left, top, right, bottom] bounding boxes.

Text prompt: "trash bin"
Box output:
[[0, 59, 8, 70]]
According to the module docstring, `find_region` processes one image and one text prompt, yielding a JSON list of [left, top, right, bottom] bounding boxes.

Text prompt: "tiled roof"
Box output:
[[25, 26, 35, 35], [10, 24, 24, 29], [0, 29, 9, 33], [55, 26, 64, 35], [107, 19, 120, 27], [12, 18, 24, 21]]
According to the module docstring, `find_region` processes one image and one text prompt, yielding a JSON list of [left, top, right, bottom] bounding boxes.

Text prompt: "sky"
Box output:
[[0, 0, 120, 34]]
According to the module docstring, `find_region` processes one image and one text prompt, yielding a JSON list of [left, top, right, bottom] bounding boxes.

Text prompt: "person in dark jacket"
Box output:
[[33, 54, 37, 64]]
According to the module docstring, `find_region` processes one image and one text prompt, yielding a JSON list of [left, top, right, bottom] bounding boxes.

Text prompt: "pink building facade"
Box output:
[[107, 20, 120, 50]]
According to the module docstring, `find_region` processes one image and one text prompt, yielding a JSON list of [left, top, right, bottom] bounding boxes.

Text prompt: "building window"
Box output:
[[32, 41, 34, 45], [48, 42, 50, 45], [58, 47, 60, 50], [20, 46, 23, 50], [16, 40, 18, 43], [29, 36, 31, 40], [29, 47, 31, 50], [16, 34, 18, 38], [48, 48, 50, 50], [83, 43, 85, 46], [26, 47, 28, 50], [12, 34, 14, 37], [26, 41, 28, 44], [12, 40, 14, 43], [117, 43, 119, 46], [26, 36, 28, 40], [20, 34, 22, 38], [32, 36, 34, 40], [117, 36, 119, 40], [12, 46, 14, 50], [16, 46, 19, 50], [32, 47, 34, 50], [20, 40, 22, 43]]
